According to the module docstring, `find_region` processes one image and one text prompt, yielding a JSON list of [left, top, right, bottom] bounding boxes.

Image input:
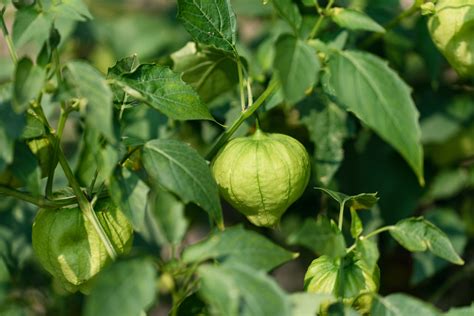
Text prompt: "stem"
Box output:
[[0, 186, 76, 208], [205, 79, 280, 160], [236, 57, 246, 111], [364, 225, 395, 240], [338, 200, 345, 230], [0, 7, 18, 64], [88, 169, 99, 197], [360, 0, 423, 48], [54, 140, 117, 259], [308, 0, 335, 40], [46, 108, 69, 198], [119, 145, 142, 166]]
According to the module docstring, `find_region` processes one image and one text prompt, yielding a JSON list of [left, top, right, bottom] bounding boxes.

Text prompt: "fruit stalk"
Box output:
[[205, 79, 280, 161]]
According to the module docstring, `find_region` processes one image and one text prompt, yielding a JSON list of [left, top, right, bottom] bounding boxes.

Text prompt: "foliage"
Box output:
[[0, 0, 473, 315]]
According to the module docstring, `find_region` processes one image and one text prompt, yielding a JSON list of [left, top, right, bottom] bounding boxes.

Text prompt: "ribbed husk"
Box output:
[[32, 199, 133, 290], [211, 130, 310, 227], [428, 0, 474, 77]]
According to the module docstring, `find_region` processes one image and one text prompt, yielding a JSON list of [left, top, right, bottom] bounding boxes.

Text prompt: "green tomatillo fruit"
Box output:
[[32, 198, 133, 291], [304, 254, 379, 313], [427, 0, 474, 77], [211, 129, 310, 227]]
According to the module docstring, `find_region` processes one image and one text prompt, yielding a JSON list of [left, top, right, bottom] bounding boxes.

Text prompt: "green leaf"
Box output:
[[355, 238, 380, 274], [10, 142, 41, 195], [107, 55, 140, 104], [12, 7, 52, 49], [411, 209, 467, 284], [271, 0, 302, 32], [183, 225, 296, 271], [329, 8, 385, 33], [63, 61, 115, 142], [301, 100, 348, 185], [198, 264, 240, 316], [0, 84, 25, 170], [316, 187, 379, 211], [177, 0, 237, 52], [287, 216, 346, 258], [304, 253, 379, 299], [424, 168, 469, 201], [323, 50, 424, 185], [113, 64, 214, 121], [389, 217, 464, 265], [142, 139, 223, 229], [198, 262, 291, 316], [49, 0, 92, 21], [350, 208, 363, 238], [172, 42, 239, 103], [148, 189, 188, 246], [371, 293, 440, 316], [12, 57, 45, 113], [109, 167, 150, 232], [274, 34, 320, 104], [290, 293, 335, 316], [84, 259, 157, 316]]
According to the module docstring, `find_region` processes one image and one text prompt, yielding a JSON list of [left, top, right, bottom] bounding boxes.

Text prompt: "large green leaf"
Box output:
[[142, 139, 223, 229], [323, 50, 424, 184], [182, 225, 296, 271], [113, 64, 214, 121], [287, 216, 346, 258], [198, 263, 291, 316], [172, 42, 239, 103], [84, 259, 156, 316], [301, 100, 348, 185], [371, 293, 440, 316], [12, 57, 46, 113], [329, 8, 385, 33], [109, 167, 150, 232], [389, 217, 464, 265], [177, 0, 237, 52], [63, 61, 115, 143], [274, 34, 320, 104], [271, 0, 302, 32], [12, 7, 52, 49]]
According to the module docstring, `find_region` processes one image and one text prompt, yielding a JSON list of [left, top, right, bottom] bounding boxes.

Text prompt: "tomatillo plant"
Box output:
[[0, 0, 472, 315]]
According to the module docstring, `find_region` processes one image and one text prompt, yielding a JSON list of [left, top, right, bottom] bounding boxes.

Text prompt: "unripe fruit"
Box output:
[[32, 199, 133, 289], [304, 255, 379, 313], [211, 129, 310, 227], [427, 0, 474, 77]]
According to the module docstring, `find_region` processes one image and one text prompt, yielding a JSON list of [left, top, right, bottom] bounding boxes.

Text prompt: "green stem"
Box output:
[[0, 7, 18, 64], [308, 0, 335, 40], [364, 225, 395, 240], [236, 57, 246, 111], [54, 138, 117, 259], [205, 79, 280, 161], [46, 108, 69, 198], [360, 0, 423, 48], [0, 186, 76, 208], [338, 200, 345, 230]]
